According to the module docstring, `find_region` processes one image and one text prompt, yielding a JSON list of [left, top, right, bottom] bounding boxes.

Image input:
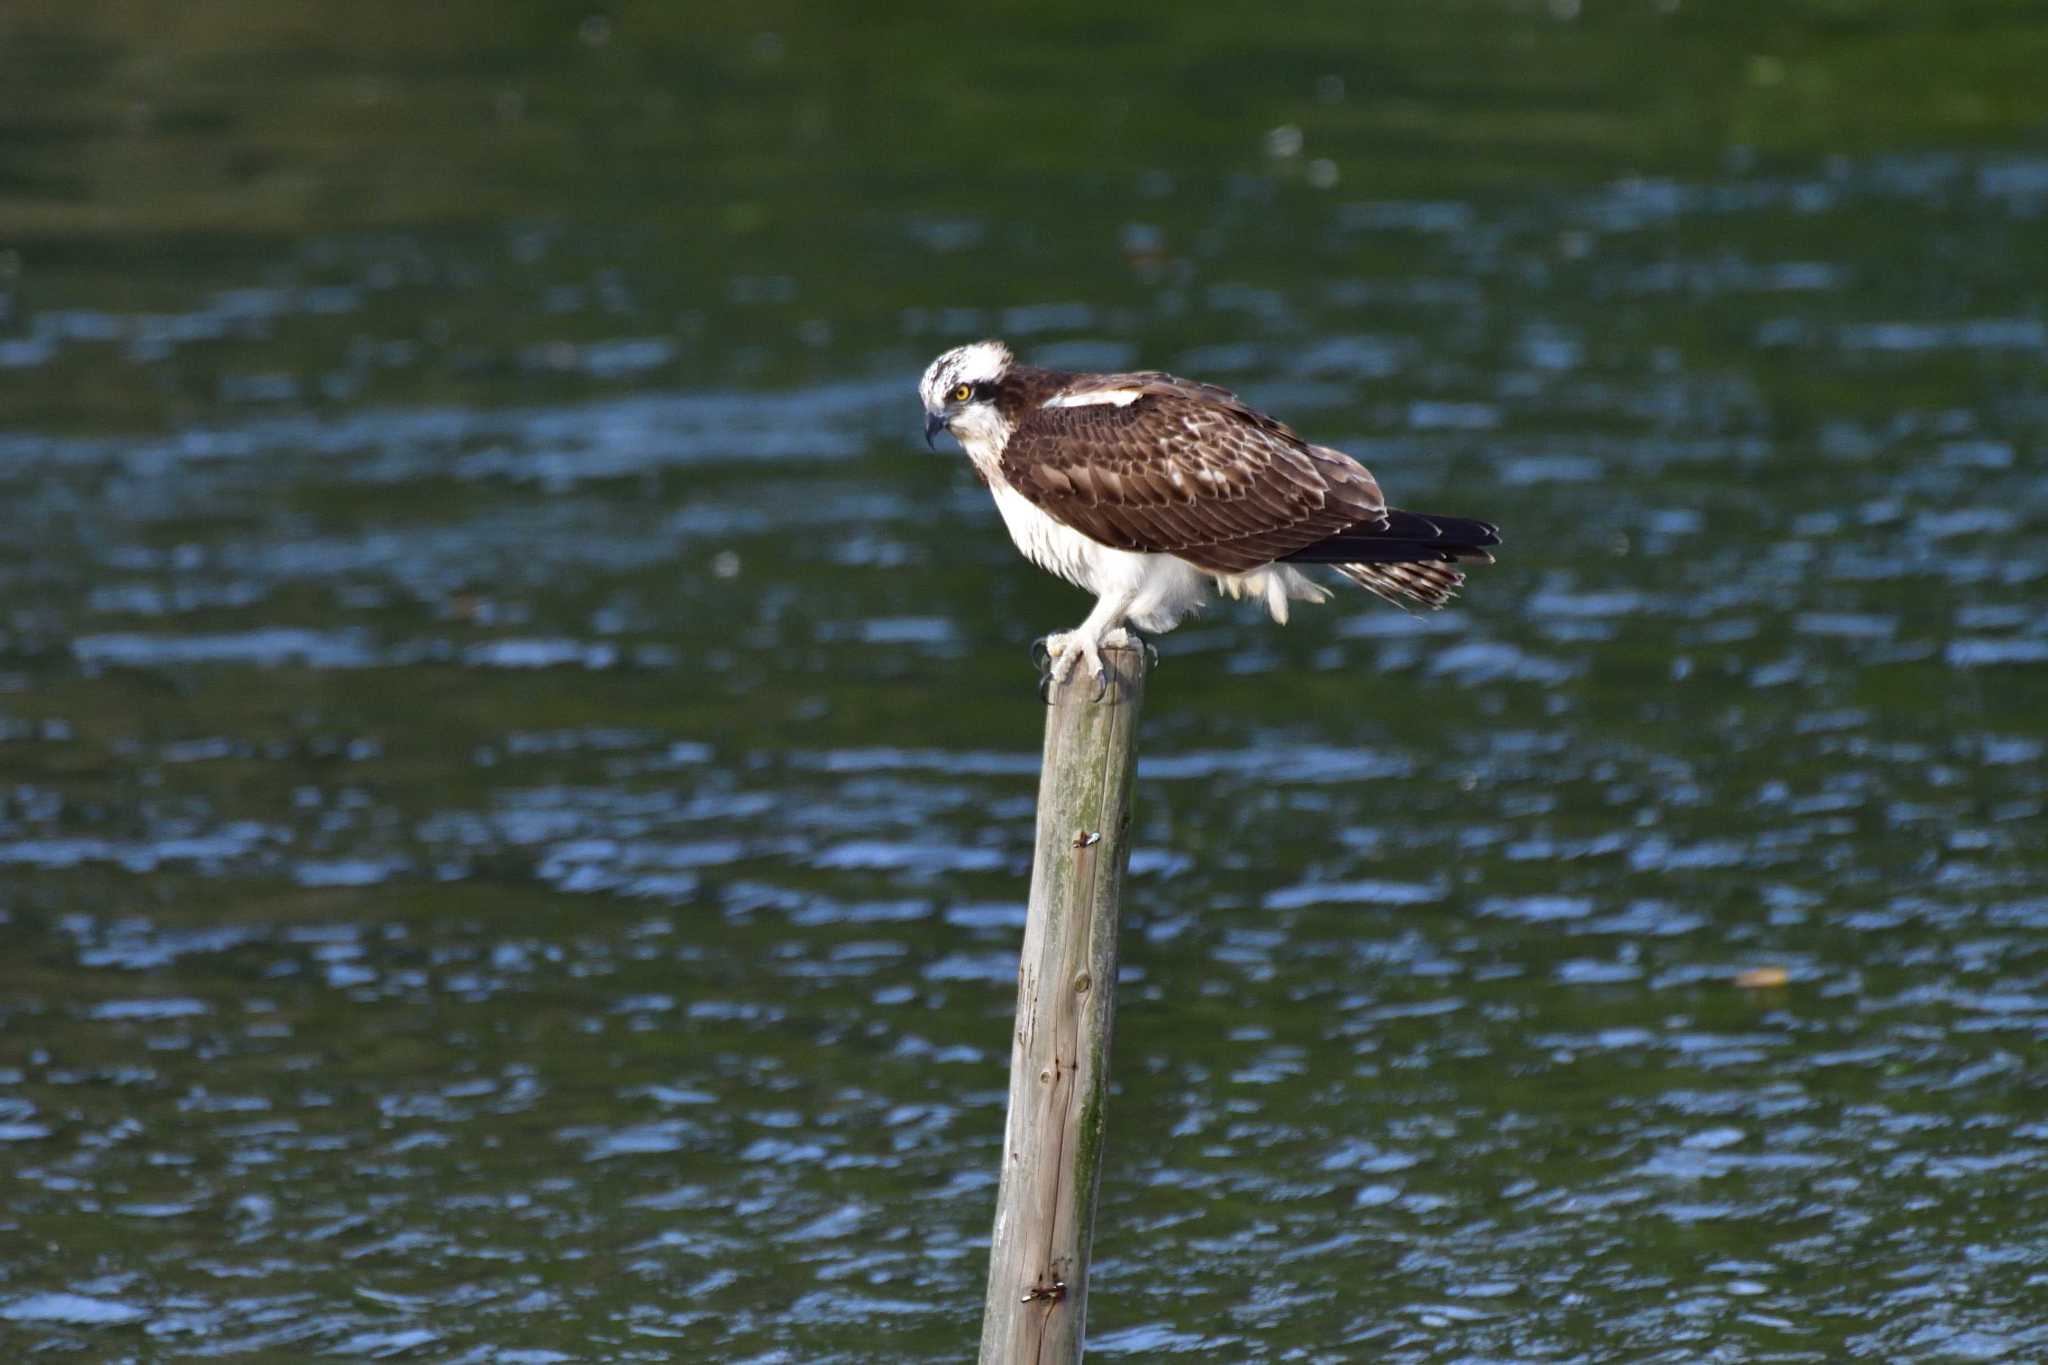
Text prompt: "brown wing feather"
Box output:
[[1000, 378, 1386, 575]]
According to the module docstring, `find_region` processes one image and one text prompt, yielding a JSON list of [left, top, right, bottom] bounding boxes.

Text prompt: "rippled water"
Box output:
[[4, 5, 2048, 1361]]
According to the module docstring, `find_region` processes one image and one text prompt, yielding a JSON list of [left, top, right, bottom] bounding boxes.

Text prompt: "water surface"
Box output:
[[3, 4, 2047, 1360]]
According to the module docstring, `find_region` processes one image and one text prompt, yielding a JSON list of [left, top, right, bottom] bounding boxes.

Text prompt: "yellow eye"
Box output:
[[952, 383, 973, 402]]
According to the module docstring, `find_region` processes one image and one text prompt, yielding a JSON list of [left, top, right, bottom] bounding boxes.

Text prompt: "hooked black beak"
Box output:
[[924, 412, 946, 449]]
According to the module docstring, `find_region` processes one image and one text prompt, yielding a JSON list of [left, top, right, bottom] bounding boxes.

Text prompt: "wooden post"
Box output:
[[978, 641, 1147, 1365]]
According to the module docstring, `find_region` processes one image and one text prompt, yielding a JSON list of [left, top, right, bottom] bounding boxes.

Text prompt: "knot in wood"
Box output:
[[1073, 971, 1091, 994], [1021, 1278, 1067, 1305]]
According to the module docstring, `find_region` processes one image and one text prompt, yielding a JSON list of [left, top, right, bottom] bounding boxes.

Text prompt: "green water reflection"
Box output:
[[2, 2, 2046, 1360]]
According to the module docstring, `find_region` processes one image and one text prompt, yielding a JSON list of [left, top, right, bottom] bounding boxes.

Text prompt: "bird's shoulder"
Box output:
[[1002, 370, 1304, 477]]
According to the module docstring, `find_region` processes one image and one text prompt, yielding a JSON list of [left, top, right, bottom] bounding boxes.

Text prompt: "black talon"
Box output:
[[1030, 636, 1057, 703], [1090, 667, 1110, 704]]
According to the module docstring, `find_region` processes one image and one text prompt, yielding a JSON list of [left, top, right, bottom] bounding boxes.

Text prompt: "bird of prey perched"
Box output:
[[919, 339, 1500, 689]]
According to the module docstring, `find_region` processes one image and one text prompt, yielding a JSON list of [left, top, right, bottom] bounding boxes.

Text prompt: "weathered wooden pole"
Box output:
[[978, 641, 1147, 1364]]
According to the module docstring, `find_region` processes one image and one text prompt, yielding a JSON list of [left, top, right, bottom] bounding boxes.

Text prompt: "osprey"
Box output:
[[919, 339, 1500, 689]]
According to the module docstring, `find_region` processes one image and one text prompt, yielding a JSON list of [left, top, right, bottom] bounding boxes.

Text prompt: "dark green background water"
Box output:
[[3, 3, 2047, 1360]]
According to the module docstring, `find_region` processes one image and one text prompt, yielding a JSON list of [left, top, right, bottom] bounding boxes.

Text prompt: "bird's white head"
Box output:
[[918, 339, 1013, 453]]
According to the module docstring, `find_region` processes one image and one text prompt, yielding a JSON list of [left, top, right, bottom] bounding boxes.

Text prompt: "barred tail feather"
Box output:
[[1334, 560, 1466, 611]]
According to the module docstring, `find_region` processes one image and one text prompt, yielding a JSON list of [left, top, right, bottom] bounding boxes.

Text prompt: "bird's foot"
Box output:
[[1035, 628, 1134, 703], [1042, 630, 1103, 698]]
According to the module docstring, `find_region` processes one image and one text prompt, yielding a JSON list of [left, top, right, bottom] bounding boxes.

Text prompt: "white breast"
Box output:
[[957, 427, 1210, 636], [987, 481, 1112, 590], [954, 430, 1107, 589]]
